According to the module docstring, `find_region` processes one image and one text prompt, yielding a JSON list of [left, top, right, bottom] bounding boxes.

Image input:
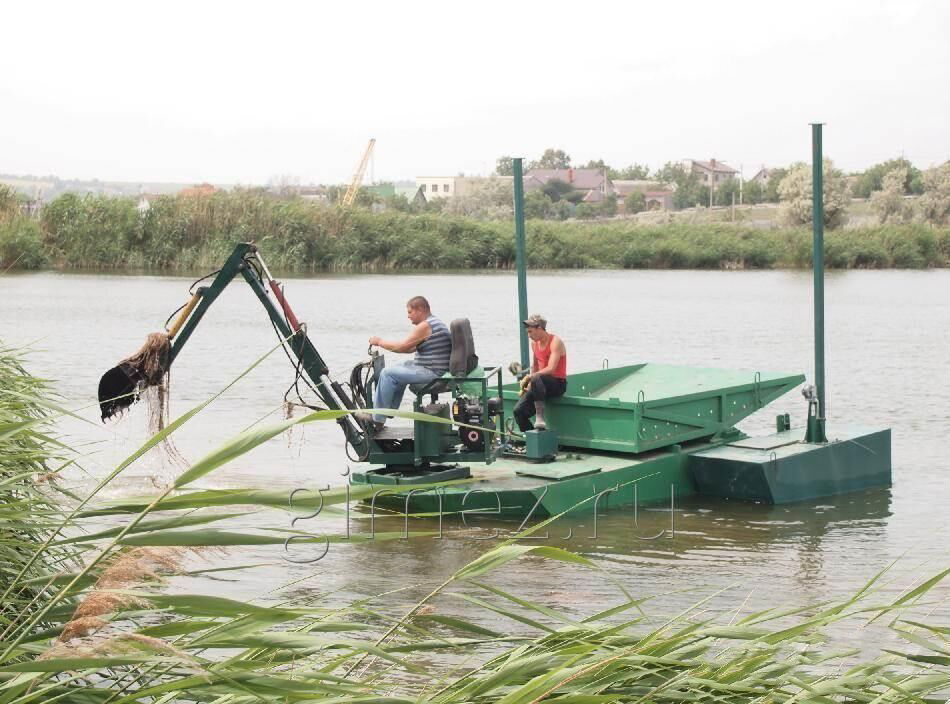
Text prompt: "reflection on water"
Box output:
[[2, 268, 948, 644]]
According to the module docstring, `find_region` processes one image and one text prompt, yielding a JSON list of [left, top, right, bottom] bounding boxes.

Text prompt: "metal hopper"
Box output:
[[503, 363, 804, 454]]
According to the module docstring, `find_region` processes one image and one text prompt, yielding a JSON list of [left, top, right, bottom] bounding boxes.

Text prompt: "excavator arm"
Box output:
[[98, 241, 502, 473], [102, 242, 368, 453]]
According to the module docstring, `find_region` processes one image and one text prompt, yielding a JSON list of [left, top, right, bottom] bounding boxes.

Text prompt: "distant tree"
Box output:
[[654, 162, 686, 185], [443, 178, 513, 220], [0, 184, 19, 223], [384, 194, 412, 213], [714, 178, 741, 207], [918, 161, 950, 226], [495, 156, 514, 176], [530, 148, 572, 170], [541, 178, 583, 204], [852, 158, 923, 198], [326, 184, 345, 203], [553, 200, 573, 220], [764, 168, 787, 203], [778, 159, 849, 228], [655, 162, 705, 209], [523, 190, 553, 219], [601, 193, 618, 217], [625, 191, 646, 214], [871, 166, 914, 223], [425, 197, 448, 214], [616, 163, 651, 180], [575, 203, 597, 219], [695, 185, 711, 209], [354, 187, 382, 208], [267, 173, 300, 197], [741, 179, 763, 205]]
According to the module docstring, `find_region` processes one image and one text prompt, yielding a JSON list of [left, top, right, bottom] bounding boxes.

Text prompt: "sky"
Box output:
[[2, 0, 948, 185]]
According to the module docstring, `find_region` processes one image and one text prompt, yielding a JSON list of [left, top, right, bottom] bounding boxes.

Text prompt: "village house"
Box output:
[[612, 180, 675, 212], [522, 168, 612, 203], [414, 176, 512, 200], [685, 159, 738, 186], [750, 166, 771, 186]]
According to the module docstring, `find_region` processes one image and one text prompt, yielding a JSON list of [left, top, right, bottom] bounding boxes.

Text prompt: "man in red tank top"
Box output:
[[514, 314, 567, 432]]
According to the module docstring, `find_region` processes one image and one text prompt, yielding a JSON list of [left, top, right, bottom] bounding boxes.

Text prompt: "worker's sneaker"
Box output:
[[534, 419, 547, 431]]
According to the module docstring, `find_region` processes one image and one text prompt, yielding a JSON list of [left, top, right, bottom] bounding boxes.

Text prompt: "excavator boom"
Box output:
[[98, 243, 367, 451]]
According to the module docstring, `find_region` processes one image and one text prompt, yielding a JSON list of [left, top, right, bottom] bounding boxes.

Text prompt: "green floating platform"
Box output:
[[689, 425, 891, 503], [503, 364, 804, 453]]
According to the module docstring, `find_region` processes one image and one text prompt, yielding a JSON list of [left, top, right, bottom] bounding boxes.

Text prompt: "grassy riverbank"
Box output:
[[2, 346, 949, 702], [2, 191, 949, 271]]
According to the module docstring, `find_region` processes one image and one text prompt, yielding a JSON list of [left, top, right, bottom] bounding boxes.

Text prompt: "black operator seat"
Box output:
[[409, 318, 478, 401]]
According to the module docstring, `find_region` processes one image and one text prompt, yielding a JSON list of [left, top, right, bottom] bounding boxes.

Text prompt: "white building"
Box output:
[[415, 176, 457, 200], [413, 176, 512, 200]]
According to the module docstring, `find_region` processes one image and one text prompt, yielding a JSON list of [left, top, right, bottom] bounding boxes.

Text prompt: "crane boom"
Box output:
[[342, 138, 376, 207]]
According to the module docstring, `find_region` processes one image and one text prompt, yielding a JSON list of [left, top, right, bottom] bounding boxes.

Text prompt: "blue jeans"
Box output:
[[373, 361, 440, 423]]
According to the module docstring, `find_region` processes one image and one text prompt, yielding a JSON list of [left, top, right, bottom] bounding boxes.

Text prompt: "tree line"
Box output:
[[0, 186, 947, 271], [492, 149, 950, 224]]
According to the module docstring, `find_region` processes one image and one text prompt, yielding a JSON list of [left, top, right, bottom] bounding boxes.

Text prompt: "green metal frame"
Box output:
[[502, 364, 805, 454], [167, 242, 370, 457], [362, 365, 505, 468]]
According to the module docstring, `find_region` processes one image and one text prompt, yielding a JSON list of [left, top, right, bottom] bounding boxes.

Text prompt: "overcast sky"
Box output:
[[2, 0, 948, 185]]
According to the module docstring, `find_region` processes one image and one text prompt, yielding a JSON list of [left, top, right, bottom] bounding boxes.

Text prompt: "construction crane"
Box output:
[[341, 138, 375, 207]]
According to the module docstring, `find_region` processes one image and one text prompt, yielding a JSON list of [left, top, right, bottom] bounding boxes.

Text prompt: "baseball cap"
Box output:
[[522, 314, 547, 329]]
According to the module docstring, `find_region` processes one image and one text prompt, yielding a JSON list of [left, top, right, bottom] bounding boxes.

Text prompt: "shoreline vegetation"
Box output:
[[2, 344, 949, 702], [2, 190, 949, 272]]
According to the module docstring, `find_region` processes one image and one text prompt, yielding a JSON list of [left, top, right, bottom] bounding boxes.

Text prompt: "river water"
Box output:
[[3, 267, 949, 648]]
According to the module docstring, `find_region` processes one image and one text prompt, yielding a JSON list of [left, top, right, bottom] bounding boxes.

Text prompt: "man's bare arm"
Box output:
[[370, 322, 431, 354]]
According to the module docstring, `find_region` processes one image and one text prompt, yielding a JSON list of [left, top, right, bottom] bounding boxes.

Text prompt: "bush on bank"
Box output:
[[2, 191, 947, 271]]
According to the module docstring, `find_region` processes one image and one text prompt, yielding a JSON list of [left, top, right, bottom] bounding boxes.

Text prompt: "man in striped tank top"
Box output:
[[366, 296, 451, 430], [514, 313, 567, 432]]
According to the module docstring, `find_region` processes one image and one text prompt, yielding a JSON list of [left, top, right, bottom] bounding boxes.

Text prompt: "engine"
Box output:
[[453, 394, 502, 451]]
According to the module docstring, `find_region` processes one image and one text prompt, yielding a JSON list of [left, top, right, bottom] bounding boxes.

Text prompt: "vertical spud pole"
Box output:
[[513, 157, 530, 371], [810, 123, 828, 443]]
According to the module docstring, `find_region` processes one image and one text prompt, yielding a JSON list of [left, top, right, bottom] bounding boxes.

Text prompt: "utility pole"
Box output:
[[739, 163, 744, 206]]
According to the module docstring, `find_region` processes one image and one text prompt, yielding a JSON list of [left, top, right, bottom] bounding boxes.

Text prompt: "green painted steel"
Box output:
[[809, 122, 828, 443], [525, 428, 558, 459], [357, 449, 696, 518], [350, 464, 472, 486], [365, 365, 504, 467], [166, 243, 364, 455], [513, 158, 529, 371], [689, 425, 890, 503], [502, 364, 805, 453]]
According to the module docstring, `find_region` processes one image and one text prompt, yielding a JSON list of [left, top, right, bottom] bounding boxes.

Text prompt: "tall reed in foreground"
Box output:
[[1, 342, 948, 702]]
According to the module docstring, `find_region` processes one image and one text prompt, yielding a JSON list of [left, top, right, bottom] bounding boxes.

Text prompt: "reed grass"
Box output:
[[1, 342, 948, 702], [2, 191, 948, 271]]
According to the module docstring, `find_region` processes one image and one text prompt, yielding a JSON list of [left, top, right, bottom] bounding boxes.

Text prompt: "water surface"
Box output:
[[3, 267, 948, 645]]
